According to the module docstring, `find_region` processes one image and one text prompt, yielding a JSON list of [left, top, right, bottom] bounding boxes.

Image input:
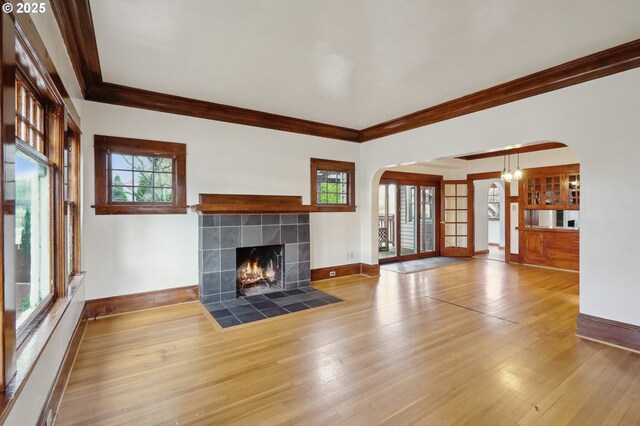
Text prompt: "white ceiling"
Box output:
[[90, 0, 640, 129]]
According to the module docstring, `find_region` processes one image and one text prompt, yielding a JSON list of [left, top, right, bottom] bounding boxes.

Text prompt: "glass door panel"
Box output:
[[399, 185, 417, 256], [441, 181, 472, 256], [420, 186, 436, 253], [378, 183, 397, 259]]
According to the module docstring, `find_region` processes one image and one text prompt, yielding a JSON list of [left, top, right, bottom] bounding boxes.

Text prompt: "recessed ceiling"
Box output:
[[90, 0, 640, 129]]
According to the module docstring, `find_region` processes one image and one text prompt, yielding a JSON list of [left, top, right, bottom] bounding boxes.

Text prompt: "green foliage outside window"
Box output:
[[319, 182, 346, 204]]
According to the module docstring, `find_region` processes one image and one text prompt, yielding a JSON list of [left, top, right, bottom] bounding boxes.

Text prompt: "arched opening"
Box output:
[[368, 142, 580, 273]]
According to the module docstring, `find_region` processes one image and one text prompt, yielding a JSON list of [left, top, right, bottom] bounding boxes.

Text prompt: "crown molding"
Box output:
[[456, 142, 567, 161], [360, 39, 640, 141], [49, 0, 361, 142], [50, 0, 640, 144]]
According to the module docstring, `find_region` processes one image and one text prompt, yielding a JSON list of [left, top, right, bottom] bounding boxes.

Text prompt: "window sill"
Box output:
[[0, 273, 86, 422], [93, 205, 188, 215], [310, 205, 357, 213]]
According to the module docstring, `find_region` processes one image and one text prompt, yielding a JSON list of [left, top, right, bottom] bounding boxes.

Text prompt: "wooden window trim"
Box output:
[[93, 135, 187, 215], [310, 158, 356, 212], [65, 119, 81, 279]]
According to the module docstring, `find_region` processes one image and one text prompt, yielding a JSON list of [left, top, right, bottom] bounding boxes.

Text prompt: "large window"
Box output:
[[93, 135, 187, 214], [14, 77, 53, 331], [310, 158, 356, 212], [15, 147, 52, 329]]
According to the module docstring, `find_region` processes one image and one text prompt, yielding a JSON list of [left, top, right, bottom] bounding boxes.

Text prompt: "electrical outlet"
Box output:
[[329, 271, 336, 277]]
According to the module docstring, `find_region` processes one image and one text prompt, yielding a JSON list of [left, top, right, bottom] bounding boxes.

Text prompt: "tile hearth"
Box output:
[[204, 287, 342, 328]]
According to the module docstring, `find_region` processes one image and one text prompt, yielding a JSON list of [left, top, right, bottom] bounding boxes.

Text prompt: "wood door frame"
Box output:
[[378, 173, 442, 264]]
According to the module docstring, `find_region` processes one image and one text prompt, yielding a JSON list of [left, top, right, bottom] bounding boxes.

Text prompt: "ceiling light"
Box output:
[[514, 153, 523, 180]]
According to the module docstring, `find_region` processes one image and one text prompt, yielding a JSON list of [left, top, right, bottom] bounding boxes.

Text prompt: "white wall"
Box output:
[[360, 68, 640, 327], [81, 101, 361, 300]]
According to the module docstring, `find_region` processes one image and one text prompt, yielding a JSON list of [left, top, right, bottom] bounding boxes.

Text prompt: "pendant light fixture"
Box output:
[[514, 152, 523, 180], [501, 155, 513, 182]]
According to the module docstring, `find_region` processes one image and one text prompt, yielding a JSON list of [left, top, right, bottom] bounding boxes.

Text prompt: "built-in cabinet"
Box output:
[[520, 228, 579, 270], [519, 163, 580, 271], [523, 165, 580, 210]]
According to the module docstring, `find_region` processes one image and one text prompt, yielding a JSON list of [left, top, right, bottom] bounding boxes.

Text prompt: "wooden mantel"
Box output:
[[191, 194, 314, 214]]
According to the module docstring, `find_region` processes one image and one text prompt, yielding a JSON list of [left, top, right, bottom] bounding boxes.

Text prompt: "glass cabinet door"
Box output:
[[544, 175, 562, 207], [566, 173, 580, 208]]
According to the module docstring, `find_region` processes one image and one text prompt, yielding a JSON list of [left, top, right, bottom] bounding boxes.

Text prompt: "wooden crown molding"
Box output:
[[87, 82, 361, 142], [49, 0, 360, 142], [457, 142, 567, 161], [359, 38, 640, 141], [49, 0, 102, 96], [50, 0, 640, 143]]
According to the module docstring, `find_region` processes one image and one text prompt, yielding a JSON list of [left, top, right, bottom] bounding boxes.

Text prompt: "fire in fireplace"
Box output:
[[236, 245, 284, 297]]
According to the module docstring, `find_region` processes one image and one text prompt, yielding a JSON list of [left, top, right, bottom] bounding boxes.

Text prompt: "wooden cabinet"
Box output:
[[520, 228, 579, 271], [522, 164, 580, 210]]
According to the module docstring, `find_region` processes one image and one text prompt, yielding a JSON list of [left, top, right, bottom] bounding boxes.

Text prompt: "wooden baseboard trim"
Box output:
[[84, 286, 198, 319], [577, 313, 640, 352], [311, 263, 361, 281], [37, 315, 86, 425], [361, 263, 380, 277], [474, 249, 490, 255], [310, 262, 381, 281]]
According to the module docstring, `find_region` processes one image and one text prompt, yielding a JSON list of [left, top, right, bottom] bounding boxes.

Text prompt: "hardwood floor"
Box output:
[[56, 260, 640, 425]]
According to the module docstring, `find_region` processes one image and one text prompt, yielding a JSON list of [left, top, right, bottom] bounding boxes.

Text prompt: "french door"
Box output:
[[440, 180, 473, 257], [378, 180, 439, 263]]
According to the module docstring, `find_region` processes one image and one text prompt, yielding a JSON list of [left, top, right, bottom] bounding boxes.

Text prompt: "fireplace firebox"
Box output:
[[236, 245, 284, 297]]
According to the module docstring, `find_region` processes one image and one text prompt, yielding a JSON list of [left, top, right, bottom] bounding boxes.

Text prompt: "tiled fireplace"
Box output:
[[198, 213, 311, 304]]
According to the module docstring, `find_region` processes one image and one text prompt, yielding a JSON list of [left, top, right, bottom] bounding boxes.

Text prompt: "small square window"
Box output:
[[94, 136, 187, 214], [310, 158, 356, 212]]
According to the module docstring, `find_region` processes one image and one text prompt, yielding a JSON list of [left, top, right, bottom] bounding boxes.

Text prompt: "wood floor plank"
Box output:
[[56, 260, 640, 425]]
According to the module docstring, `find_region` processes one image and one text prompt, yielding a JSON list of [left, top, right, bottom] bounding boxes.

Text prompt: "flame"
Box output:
[[237, 258, 277, 287]]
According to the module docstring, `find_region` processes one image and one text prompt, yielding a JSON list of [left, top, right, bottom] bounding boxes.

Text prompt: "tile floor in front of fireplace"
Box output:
[[203, 287, 342, 328]]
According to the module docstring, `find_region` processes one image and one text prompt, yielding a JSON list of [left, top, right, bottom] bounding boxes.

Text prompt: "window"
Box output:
[[488, 183, 500, 220], [310, 158, 356, 212], [15, 78, 46, 153], [93, 135, 187, 214], [14, 77, 53, 331], [405, 186, 416, 222], [65, 124, 81, 280], [15, 147, 52, 329]]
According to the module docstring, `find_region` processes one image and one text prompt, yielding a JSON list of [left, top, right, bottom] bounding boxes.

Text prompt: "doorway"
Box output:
[[378, 172, 440, 263], [474, 180, 506, 262]]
